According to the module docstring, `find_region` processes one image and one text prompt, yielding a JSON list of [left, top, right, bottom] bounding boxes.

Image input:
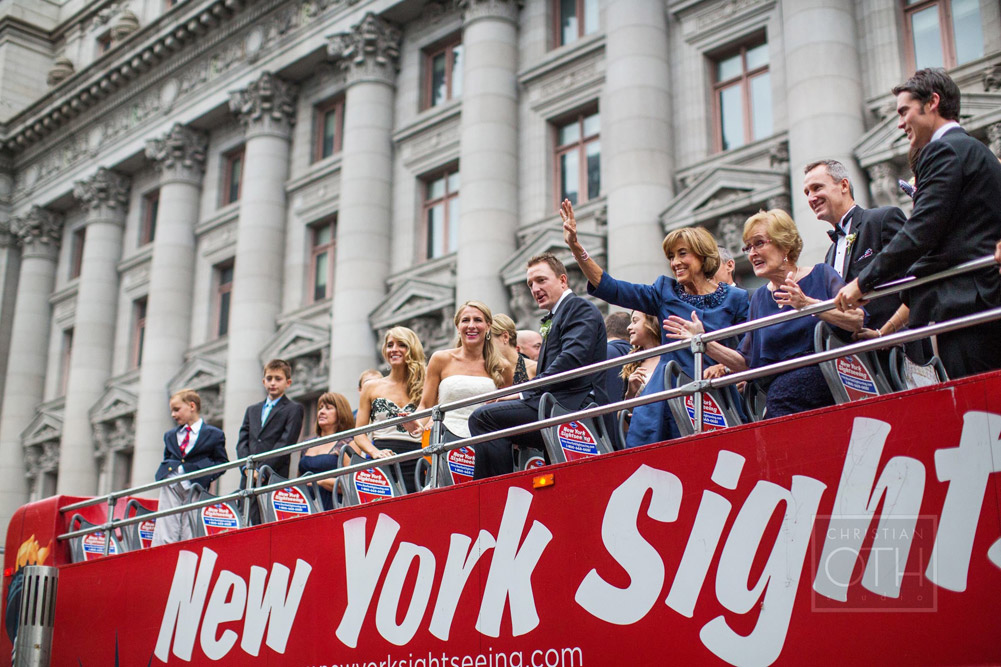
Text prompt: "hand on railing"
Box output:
[[403, 417, 429, 438], [834, 278, 866, 311]]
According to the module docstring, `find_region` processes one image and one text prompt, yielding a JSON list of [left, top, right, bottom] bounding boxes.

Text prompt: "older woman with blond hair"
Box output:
[[354, 326, 426, 492], [407, 301, 514, 442], [561, 199, 749, 443], [664, 209, 865, 418]]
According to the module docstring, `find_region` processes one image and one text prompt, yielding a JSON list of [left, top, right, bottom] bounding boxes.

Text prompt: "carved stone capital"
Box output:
[[768, 141, 789, 170], [866, 162, 899, 207], [983, 64, 1001, 93], [10, 206, 64, 259], [715, 214, 746, 256], [459, 0, 521, 24], [0, 218, 12, 249], [987, 122, 1001, 159], [229, 71, 298, 139], [146, 123, 208, 185], [765, 194, 791, 213], [73, 167, 131, 223], [327, 13, 402, 87]]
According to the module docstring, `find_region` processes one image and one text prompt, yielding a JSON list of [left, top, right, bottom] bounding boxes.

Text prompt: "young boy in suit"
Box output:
[[151, 389, 228, 546], [237, 359, 304, 524]]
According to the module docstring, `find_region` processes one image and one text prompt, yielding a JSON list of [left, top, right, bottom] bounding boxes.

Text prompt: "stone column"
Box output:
[[0, 218, 19, 413], [454, 0, 520, 309], [0, 208, 62, 529], [602, 0, 674, 282], [57, 168, 130, 495], [781, 0, 866, 265], [326, 14, 401, 397], [222, 73, 298, 449], [130, 124, 208, 488]]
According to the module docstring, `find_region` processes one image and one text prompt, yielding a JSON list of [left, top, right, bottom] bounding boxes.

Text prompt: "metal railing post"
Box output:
[[102, 496, 116, 556], [691, 336, 705, 433], [242, 461, 257, 526], [427, 406, 445, 490]]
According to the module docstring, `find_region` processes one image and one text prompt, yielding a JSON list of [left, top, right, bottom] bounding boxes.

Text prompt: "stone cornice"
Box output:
[[1, 0, 263, 155], [145, 123, 208, 184], [458, 0, 522, 25], [327, 12, 402, 86], [229, 71, 298, 138], [73, 167, 131, 219]]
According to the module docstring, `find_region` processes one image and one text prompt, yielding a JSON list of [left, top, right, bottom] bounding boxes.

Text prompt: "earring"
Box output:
[[486, 332, 492, 340]]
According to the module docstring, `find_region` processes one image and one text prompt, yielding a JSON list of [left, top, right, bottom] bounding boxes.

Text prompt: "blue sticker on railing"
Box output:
[[557, 421, 600, 461], [836, 355, 879, 401], [272, 487, 312, 521], [447, 447, 475, 483]]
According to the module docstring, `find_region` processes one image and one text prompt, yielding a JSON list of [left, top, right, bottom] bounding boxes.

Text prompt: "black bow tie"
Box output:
[[827, 225, 847, 243], [542, 313, 553, 323]]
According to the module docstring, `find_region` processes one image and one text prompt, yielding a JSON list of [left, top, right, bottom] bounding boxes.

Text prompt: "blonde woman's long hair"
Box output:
[[382, 326, 426, 405], [454, 300, 507, 388], [621, 312, 661, 379]]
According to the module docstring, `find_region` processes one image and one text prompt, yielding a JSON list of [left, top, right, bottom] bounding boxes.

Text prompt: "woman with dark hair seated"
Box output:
[[664, 209, 864, 418], [619, 311, 664, 447], [298, 392, 356, 511], [561, 199, 749, 443]]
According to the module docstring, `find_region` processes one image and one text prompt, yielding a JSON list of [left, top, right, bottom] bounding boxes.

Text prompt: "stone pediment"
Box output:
[[369, 279, 456, 331], [89, 386, 138, 424], [499, 228, 605, 287], [22, 411, 63, 446], [169, 356, 226, 394], [660, 166, 788, 231], [259, 320, 330, 365]]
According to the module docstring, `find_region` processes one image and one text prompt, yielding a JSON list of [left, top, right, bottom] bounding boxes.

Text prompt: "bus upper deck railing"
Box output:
[[55, 254, 1001, 550]]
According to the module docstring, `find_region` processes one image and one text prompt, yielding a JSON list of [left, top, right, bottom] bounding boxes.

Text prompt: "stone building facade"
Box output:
[[0, 0, 999, 531]]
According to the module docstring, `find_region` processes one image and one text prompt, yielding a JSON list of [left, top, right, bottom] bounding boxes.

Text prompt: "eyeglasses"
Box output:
[[741, 238, 772, 255]]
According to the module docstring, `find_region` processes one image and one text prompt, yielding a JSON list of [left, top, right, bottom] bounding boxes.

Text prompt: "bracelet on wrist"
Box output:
[[576, 247, 590, 261]]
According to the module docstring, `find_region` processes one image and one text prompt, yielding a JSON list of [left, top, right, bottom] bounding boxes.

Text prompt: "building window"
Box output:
[[60, 328, 74, 396], [140, 190, 159, 246], [222, 148, 244, 206], [903, 0, 983, 70], [310, 220, 335, 302], [712, 40, 772, 153], [214, 261, 234, 338], [131, 298, 147, 369], [313, 97, 344, 162], [555, 0, 598, 47], [69, 227, 86, 280], [424, 38, 463, 109], [554, 109, 600, 206], [422, 168, 460, 260]]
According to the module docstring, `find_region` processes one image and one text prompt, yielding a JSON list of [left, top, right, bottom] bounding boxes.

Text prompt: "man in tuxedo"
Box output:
[[237, 359, 304, 524], [469, 252, 607, 479], [152, 389, 228, 546], [804, 159, 906, 335], [836, 68, 1001, 378]]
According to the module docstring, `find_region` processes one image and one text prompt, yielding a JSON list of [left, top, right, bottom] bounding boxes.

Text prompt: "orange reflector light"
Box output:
[[532, 473, 555, 489]]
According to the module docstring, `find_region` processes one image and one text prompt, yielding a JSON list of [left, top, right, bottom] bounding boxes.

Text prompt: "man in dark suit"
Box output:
[[804, 159, 907, 335], [237, 359, 304, 524], [469, 252, 607, 479], [836, 68, 1001, 378], [152, 389, 228, 546]]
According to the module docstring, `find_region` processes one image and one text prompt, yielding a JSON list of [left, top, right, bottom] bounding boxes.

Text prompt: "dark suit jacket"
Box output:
[[824, 204, 906, 329], [236, 395, 304, 478], [155, 423, 228, 489], [604, 338, 632, 404], [523, 292, 608, 410], [857, 127, 1001, 326]]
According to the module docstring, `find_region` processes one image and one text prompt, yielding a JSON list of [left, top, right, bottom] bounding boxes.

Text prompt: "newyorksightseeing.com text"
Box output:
[[311, 645, 584, 667]]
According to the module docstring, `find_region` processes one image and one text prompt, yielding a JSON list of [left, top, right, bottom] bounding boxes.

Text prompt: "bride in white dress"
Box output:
[[407, 301, 513, 440]]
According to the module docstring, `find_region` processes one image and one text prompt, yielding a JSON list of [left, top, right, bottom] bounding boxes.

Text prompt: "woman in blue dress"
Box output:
[[664, 209, 865, 418], [297, 392, 357, 511], [619, 311, 665, 447], [560, 199, 750, 445]]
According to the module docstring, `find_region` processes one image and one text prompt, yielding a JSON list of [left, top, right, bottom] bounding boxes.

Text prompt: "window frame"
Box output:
[[313, 96, 345, 162], [131, 297, 147, 369], [901, 0, 981, 71], [710, 37, 771, 154], [140, 189, 159, 246], [423, 35, 463, 110], [421, 165, 461, 261], [69, 227, 86, 280], [309, 218, 336, 303], [213, 260, 235, 339], [552, 106, 601, 208], [60, 328, 74, 396], [553, 0, 598, 48], [221, 147, 245, 206]]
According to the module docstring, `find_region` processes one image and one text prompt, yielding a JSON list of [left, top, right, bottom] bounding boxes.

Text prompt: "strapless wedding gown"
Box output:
[[438, 375, 497, 438]]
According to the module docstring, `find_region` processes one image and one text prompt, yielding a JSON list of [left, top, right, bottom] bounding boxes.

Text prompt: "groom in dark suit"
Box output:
[[803, 159, 906, 334], [469, 252, 607, 479], [836, 68, 1001, 378]]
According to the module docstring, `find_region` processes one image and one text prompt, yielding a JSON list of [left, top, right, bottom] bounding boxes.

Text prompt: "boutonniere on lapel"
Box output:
[[540, 317, 553, 340], [845, 232, 858, 253]]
